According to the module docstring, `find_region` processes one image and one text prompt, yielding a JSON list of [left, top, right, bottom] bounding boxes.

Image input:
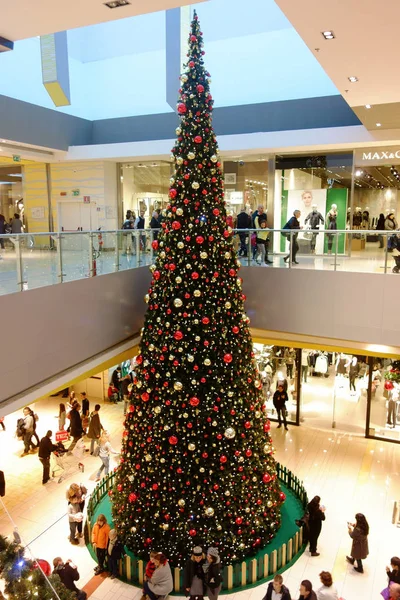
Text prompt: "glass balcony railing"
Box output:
[[0, 228, 398, 296]]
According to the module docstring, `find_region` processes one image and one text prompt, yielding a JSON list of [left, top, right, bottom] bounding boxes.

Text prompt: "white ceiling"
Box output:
[[274, 0, 400, 108], [0, 0, 206, 41]]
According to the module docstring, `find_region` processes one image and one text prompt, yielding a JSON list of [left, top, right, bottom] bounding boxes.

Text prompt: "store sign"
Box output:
[[12, 155, 21, 162], [356, 147, 400, 164]]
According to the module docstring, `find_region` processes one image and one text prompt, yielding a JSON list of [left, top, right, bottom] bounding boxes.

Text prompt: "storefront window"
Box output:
[[273, 153, 352, 255], [368, 356, 400, 442], [222, 156, 269, 218], [119, 161, 173, 226]]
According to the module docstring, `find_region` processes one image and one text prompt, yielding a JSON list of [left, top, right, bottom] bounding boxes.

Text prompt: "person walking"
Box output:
[[95, 431, 119, 482], [255, 220, 271, 265], [184, 546, 206, 600], [262, 574, 291, 600], [92, 514, 111, 574], [53, 557, 87, 600], [307, 496, 326, 556], [121, 375, 131, 415], [58, 403, 67, 431], [283, 210, 301, 264], [376, 213, 386, 248], [28, 408, 40, 447], [316, 571, 338, 600], [273, 385, 289, 430], [144, 552, 173, 600], [150, 211, 160, 242], [205, 548, 222, 600], [111, 366, 122, 400], [87, 404, 104, 454], [38, 430, 58, 484], [68, 402, 83, 451], [346, 513, 369, 573], [385, 213, 398, 252], [237, 207, 251, 257], [107, 529, 125, 579], [21, 407, 36, 456]]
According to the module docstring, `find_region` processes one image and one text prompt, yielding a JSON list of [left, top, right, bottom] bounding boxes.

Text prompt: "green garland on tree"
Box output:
[[0, 535, 75, 600], [112, 10, 284, 567]]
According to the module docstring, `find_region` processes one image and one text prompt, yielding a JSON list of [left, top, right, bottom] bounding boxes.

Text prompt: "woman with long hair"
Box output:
[[183, 546, 206, 600], [95, 431, 119, 482], [205, 548, 222, 600], [346, 513, 369, 573], [59, 403, 66, 431], [307, 495, 326, 556]]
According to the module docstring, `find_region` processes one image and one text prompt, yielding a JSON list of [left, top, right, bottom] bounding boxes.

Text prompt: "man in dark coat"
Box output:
[[38, 430, 58, 484], [236, 208, 251, 257], [68, 403, 83, 451], [283, 209, 301, 265], [53, 557, 87, 600]]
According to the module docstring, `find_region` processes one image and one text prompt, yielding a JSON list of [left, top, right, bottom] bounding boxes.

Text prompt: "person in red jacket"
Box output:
[[140, 550, 158, 600]]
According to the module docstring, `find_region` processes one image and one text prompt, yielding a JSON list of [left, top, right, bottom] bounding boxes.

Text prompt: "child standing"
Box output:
[[91, 514, 111, 574]]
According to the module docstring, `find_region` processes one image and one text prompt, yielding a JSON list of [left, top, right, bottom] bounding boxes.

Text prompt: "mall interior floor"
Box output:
[[0, 394, 399, 600]]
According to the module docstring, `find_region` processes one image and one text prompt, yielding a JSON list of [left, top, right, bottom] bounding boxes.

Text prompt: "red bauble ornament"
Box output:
[[152, 240, 159, 250], [232, 326, 239, 334], [174, 331, 184, 341], [279, 492, 286, 502], [196, 84, 205, 93], [153, 270, 160, 280], [263, 473, 272, 483], [152, 483, 158, 491], [264, 421, 271, 432], [190, 35, 197, 42], [223, 230, 230, 238], [169, 436, 178, 445], [202, 452, 208, 459], [129, 493, 137, 503], [189, 61, 195, 68], [194, 135, 202, 144], [244, 421, 251, 429], [196, 235, 204, 244], [189, 529, 197, 536], [177, 103, 187, 114], [213, 208, 220, 216], [189, 397, 200, 407], [117, 483, 123, 491], [202, 317, 210, 325], [141, 392, 150, 402], [191, 272, 199, 280], [245, 449, 252, 457], [220, 455, 227, 464], [224, 353, 233, 364], [169, 188, 177, 198], [172, 221, 181, 230], [235, 517, 243, 525]]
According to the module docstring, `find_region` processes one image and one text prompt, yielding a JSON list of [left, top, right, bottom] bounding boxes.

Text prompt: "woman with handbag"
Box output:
[[307, 496, 326, 556], [346, 513, 369, 573]]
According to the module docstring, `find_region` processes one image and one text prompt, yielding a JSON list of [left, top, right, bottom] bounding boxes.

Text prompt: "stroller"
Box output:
[[52, 439, 85, 483]]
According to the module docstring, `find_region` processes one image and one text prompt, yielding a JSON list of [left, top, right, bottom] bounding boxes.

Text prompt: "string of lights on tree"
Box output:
[[0, 535, 75, 600], [111, 11, 284, 568]]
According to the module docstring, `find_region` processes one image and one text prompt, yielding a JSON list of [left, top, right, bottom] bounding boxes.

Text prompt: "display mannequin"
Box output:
[[348, 356, 358, 392], [301, 350, 310, 382], [335, 353, 347, 377], [284, 348, 296, 379], [387, 384, 399, 428], [305, 204, 324, 253], [326, 204, 338, 254]]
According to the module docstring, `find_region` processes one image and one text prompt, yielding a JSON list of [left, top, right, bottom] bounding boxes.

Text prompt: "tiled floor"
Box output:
[[0, 242, 398, 296], [0, 394, 399, 600]]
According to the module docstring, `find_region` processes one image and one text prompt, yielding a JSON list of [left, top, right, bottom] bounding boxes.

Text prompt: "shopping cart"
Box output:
[[52, 439, 86, 483]]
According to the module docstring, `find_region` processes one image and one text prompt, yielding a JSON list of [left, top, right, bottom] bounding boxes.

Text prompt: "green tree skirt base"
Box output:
[[86, 482, 305, 593]]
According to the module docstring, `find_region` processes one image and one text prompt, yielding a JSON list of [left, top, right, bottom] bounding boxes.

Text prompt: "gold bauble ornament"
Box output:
[[144, 294, 150, 304], [255, 380, 261, 388], [162, 524, 169, 530], [205, 507, 215, 517], [150, 264, 156, 272], [224, 427, 236, 439], [225, 301, 232, 309], [217, 524, 222, 531], [211, 154, 218, 163], [204, 358, 211, 366], [145, 454, 152, 462], [267, 501, 273, 508], [181, 75, 188, 83], [176, 127, 182, 135], [263, 444, 269, 454], [160, 251, 166, 259], [170, 177, 175, 185], [164, 424, 170, 431], [174, 382, 183, 391], [176, 208, 183, 216], [224, 252, 231, 259], [225, 490, 231, 496], [227, 391, 234, 397], [154, 406, 161, 414], [136, 381, 142, 389], [200, 467, 205, 473], [188, 443, 196, 451], [174, 298, 183, 308], [177, 243, 184, 250], [131, 526, 137, 533], [176, 157, 183, 165], [188, 152, 195, 160], [175, 275, 183, 283], [200, 252, 208, 259], [187, 355, 194, 362], [212, 420, 217, 427], [245, 507, 250, 513], [192, 182, 200, 189], [148, 344, 155, 352], [183, 412, 188, 418], [178, 499, 185, 507], [194, 290, 201, 297]]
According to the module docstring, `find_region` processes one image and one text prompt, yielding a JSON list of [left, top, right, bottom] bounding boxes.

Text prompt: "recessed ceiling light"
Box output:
[[322, 31, 335, 39], [365, 104, 372, 109], [348, 76, 359, 83], [355, 170, 363, 177], [376, 123, 382, 127]]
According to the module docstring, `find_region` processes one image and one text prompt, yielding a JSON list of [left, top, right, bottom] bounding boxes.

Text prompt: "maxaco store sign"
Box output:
[[356, 148, 400, 163]]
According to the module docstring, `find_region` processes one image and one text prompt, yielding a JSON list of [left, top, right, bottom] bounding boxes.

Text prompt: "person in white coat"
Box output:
[[316, 571, 338, 600]]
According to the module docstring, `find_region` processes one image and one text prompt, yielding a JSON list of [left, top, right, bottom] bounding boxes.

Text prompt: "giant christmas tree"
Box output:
[[112, 11, 284, 567]]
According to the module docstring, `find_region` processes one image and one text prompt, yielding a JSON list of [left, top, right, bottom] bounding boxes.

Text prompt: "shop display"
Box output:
[[304, 205, 325, 253], [326, 204, 338, 254]]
